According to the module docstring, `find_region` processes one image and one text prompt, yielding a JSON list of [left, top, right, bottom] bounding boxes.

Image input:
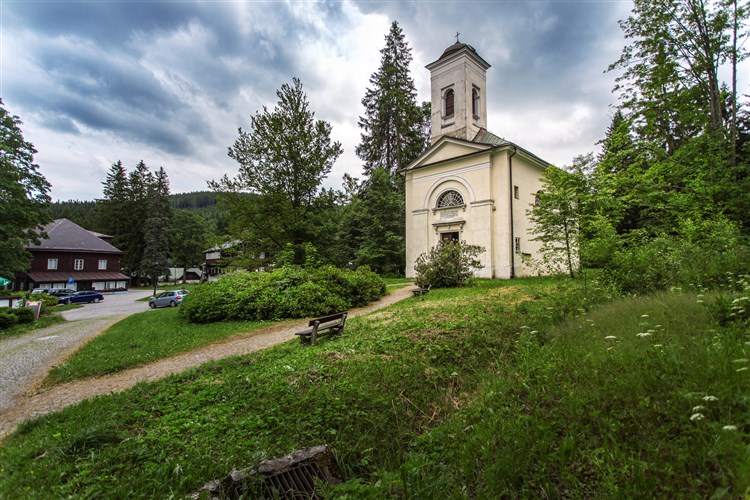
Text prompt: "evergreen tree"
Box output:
[[122, 161, 153, 281], [97, 161, 130, 243], [356, 21, 427, 176], [0, 99, 51, 279], [212, 78, 342, 265], [141, 167, 172, 292], [341, 168, 405, 275]]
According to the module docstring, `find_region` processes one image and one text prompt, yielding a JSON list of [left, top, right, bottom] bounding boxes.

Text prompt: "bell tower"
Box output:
[[426, 39, 491, 144]]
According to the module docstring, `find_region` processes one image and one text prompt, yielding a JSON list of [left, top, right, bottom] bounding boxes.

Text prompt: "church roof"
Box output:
[[427, 41, 491, 70], [439, 42, 477, 60], [473, 128, 511, 147], [403, 129, 551, 173]]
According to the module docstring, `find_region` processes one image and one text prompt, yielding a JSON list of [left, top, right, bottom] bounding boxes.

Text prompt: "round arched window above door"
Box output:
[[436, 190, 464, 208]]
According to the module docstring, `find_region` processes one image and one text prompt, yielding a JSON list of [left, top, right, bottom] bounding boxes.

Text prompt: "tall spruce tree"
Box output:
[[356, 21, 427, 176], [97, 161, 129, 246], [123, 161, 153, 282], [141, 167, 172, 292], [349, 21, 427, 276]]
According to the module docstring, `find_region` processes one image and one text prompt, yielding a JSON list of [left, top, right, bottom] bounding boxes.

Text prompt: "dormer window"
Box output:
[[437, 189, 464, 208], [444, 88, 455, 117], [472, 87, 480, 118]]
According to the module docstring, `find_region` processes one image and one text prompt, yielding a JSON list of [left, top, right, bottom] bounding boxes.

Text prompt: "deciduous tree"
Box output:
[[212, 78, 342, 265], [0, 99, 51, 280]]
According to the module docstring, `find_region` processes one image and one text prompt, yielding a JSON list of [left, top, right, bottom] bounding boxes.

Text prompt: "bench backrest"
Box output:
[[308, 312, 347, 326]]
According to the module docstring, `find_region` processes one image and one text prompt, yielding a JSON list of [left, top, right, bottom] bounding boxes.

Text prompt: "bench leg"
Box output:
[[310, 321, 320, 346]]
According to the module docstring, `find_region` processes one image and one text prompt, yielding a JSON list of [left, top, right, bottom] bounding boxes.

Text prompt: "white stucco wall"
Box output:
[[405, 146, 548, 279]]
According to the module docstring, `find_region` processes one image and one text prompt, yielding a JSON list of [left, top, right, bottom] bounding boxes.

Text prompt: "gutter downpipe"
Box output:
[[508, 146, 517, 279]]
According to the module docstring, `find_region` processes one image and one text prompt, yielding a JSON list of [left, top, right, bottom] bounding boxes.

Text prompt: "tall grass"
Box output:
[[353, 292, 750, 497], [1, 277, 747, 498]]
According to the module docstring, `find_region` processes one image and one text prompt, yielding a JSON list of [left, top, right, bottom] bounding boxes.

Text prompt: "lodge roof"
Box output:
[[28, 219, 123, 254]]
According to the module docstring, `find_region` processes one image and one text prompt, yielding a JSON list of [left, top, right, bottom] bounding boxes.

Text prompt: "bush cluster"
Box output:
[[179, 265, 386, 323], [0, 307, 37, 330], [414, 240, 485, 288], [603, 219, 750, 294]]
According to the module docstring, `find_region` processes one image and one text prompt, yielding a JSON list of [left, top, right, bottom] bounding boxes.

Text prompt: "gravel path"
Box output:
[[0, 286, 416, 439]]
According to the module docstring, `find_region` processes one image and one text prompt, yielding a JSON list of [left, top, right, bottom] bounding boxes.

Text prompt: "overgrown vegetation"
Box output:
[[179, 266, 385, 323], [414, 239, 485, 288], [2, 277, 747, 497]]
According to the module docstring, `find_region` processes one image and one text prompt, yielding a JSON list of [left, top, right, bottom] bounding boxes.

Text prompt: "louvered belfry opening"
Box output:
[[192, 445, 343, 499]]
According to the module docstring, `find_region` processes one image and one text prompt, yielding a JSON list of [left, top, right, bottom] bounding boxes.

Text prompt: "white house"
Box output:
[[404, 41, 552, 279]]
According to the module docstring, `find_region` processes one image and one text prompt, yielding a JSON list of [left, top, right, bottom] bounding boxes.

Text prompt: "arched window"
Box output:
[[436, 189, 464, 208], [472, 87, 480, 117], [444, 89, 454, 117]]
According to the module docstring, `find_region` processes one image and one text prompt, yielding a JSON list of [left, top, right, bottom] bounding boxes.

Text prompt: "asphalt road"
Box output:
[[0, 290, 154, 417]]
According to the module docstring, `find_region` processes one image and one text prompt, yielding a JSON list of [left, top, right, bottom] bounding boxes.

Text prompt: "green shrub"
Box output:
[[10, 307, 36, 324], [179, 266, 386, 323], [604, 218, 750, 294], [0, 310, 19, 329], [24, 293, 59, 315], [414, 240, 485, 288]]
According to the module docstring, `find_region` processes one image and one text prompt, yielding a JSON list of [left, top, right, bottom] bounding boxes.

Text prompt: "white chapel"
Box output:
[[404, 41, 552, 279]]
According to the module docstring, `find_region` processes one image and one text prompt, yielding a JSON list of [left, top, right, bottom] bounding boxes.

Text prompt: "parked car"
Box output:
[[48, 289, 75, 298], [148, 290, 186, 308], [59, 291, 104, 304], [30, 288, 52, 295]]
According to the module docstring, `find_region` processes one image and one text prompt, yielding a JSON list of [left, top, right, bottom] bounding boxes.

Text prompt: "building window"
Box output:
[[47, 258, 58, 270], [444, 88, 455, 117], [437, 190, 464, 208], [74, 259, 84, 271], [514, 186, 519, 199], [515, 237, 521, 253], [472, 87, 480, 117], [98, 259, 107, 270], [441, 232, 460, 242]]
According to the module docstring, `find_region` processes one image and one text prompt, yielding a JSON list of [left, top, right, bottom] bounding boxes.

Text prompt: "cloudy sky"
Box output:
[[2, 0, 665, 201]]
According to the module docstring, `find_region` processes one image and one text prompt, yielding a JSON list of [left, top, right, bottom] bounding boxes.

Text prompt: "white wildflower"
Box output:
[[636, 332, 651, 338], [641, 314, 649, 318], [732, 359, 749, 364], [605, 336, 617, 340], [736, 367, 748, 372], [690, 413, 705, 421], [692, 405, 705, 412], [722, 425, 738, 431], [653, 344, 663, 348], [702, 396, 719, 402]]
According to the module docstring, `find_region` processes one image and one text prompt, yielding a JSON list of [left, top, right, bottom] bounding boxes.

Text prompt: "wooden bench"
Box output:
[[295, 312, 348, 345], [412, 284, 431, 297]]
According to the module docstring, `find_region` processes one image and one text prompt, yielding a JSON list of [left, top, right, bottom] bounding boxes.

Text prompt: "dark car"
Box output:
[[59, 291, 104, 304], [48, 289, 75, 298], [148, 290, 186, 308]]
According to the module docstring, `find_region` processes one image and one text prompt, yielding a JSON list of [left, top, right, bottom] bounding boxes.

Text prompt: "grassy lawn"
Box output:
[[45, 308, 270, 384], [1, 277, 748, 497]]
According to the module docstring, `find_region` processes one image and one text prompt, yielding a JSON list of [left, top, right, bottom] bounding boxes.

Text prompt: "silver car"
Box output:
[[148, 290, 186, 308]]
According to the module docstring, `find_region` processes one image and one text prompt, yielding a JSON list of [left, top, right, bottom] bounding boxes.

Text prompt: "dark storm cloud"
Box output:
[[4, 1, 330, 156]]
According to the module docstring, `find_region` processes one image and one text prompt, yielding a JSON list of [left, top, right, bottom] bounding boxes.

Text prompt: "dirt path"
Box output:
[[0, 286, 416, 439]]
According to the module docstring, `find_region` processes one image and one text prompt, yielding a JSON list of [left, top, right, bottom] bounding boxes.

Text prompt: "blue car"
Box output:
[[59, 291, 104, 304]]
